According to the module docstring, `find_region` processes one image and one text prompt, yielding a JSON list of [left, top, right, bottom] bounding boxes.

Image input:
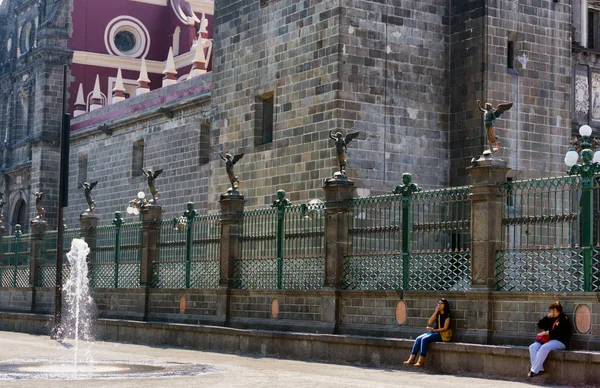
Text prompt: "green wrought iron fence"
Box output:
[[89, 218, 141, 288], [235, 207, 278, 289], [0, 229, 30, 288], [153, 215, 220, 289], [282, 203, 324, 290], [343, 194, 403, 290], [190, 214, 220, 289], [37, 230, 58, 287], [342, 186, 471, 291], [409, 186, 471, 291], [495, 176, 583, 291], [154, 219, 186, 288], [235, 202, 325, 290], [36, 228, 79, 287]]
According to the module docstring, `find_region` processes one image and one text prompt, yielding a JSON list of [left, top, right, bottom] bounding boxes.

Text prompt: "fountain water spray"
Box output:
[[56, 238, 95, 370]]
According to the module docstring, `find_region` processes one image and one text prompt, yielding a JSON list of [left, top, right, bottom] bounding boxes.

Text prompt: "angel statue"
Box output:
[[79, 181, 98, 213], [34, 192, 45, 219], [142, 168, 163, 203], [329, 130, 360, 176], [477, 100, 513, 153], [220, 153, 244, 191]]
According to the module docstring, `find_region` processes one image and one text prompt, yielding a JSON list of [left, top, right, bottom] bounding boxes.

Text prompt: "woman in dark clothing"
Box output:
[[403, 298, 452, 367], [528, 301, 572, 378]]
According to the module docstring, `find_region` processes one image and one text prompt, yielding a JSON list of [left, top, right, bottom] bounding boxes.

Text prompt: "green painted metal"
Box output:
[[409, 187, 471, 291], [235, 194, 324, 290], [89, 218, 140, 289], [343, 185, 470, 291], [113, 212, 123, 288], [13, 225, 21, 287], [154, 206, 219, 289], [496, 175, 583, 292]]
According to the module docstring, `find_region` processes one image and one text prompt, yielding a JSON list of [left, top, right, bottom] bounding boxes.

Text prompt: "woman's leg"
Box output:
[[411, 333, 427, 355], [418, 332, 442, 358], [530, 340, 566, 374], [529, 341, 541, 368]]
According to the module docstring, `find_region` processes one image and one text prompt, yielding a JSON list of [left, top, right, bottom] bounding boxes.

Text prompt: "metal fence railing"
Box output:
[[0, 228, 31, 288], [409, 186, 471, 291], [153, 214, 220, 289], [495, 176, 583, 292], [89, 217, 141, 289], [342, 186, 471, 292], [235, 200, 325, 290], [343, 194, 403, 291]]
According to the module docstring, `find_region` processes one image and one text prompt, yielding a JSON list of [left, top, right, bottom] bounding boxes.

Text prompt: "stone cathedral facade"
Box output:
[[0, 0, 597, 227]]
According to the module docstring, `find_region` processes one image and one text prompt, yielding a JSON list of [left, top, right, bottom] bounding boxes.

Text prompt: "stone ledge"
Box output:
[[0, 312, 599, 385]]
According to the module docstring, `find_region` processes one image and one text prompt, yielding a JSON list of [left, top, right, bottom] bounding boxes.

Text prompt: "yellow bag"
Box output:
[[438, 315, 453, 342]]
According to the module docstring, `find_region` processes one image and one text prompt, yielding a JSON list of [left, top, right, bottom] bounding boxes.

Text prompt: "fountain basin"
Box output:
[[0, 360, 214, 380]]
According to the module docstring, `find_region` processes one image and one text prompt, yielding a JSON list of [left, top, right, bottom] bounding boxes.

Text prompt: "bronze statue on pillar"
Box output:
[[142, 168, 163, 204], [477, 100, 513, 153], [329, 130, 360, 177], [79, 181, 98, 214], [220, 153, 244, 193], [34, 192, 45, 220]]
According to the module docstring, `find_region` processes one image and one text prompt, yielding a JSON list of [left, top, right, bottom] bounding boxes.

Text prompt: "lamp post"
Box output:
[[565, 125, 600, 292]]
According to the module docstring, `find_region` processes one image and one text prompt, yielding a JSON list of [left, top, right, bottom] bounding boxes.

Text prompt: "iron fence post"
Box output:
[[13, 225, 21, 288], [183, 202, 198, 289], [401, 195, 410, 290], [113, 212, 123, 288], [272, 190, 290, 290], [581, 177, 593, 292]]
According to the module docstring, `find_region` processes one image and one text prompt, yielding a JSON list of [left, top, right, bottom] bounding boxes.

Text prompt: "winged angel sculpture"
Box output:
[[477, 100, 513, 153], [142, 168, 163, 203], [79, 181, 98, 212], [220, 153, 244, 191], [329, 130, 360, 176]]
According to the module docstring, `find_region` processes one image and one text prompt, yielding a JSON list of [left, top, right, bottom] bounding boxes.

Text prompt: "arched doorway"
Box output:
[[11, 199, 27, 233]]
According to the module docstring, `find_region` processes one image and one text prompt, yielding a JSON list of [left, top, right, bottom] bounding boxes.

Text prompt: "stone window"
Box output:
[[507, 41, 515, 69], [19, 21, 35, 55], [255, 92, 274, 146], [131, 140, 144, 177], [260, 0, 280, 7], [78, 154, 88, 184], [589, 10, 599, 49], [199, 122, 210, 165]]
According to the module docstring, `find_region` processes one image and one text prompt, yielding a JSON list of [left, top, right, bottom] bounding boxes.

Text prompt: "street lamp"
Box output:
[[126, 191, 148, 215], [564, 124, 600, 292]]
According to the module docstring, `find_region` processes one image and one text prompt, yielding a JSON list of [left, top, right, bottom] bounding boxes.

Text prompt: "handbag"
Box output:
[[438, 315, 453, 342], [535, 318, 559, 344]]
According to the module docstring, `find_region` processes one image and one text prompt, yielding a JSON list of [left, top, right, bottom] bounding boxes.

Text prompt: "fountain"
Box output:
[[0, 238, 214, 380]]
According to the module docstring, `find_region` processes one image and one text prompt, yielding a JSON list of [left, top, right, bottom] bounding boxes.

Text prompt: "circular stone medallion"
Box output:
[[575, 304, 592, 334], [395, 300, 407, 325], [271, 298, 279, 319], [179, 296, 186, 313]]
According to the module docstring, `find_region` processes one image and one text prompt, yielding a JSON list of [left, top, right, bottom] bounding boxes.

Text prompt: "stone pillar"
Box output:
[[217, 192, 245, 325], [322, 176, 356, 333], [79, 213, 99, 265], [29, 219, 48, 288], [465, 152, 510, 344], [139, 205, 163, 321]]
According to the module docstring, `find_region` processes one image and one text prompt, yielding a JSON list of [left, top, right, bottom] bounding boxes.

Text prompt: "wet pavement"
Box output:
[[0, 331, 573, 387]]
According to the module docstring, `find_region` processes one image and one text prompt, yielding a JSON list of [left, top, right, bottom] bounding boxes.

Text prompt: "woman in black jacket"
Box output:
[[528, 301, 572, 378]]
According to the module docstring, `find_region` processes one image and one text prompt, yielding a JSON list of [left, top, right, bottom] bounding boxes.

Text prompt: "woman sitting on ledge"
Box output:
[[403, 298, 452, 367], [528, 301, 572, 378]]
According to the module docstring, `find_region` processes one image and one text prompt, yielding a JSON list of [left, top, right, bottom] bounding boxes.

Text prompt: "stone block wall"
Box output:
[[212, 0, 345, 208], [67, 76, 213, 226], [449, 0, 572, 185], [339, 0, 450, 191]]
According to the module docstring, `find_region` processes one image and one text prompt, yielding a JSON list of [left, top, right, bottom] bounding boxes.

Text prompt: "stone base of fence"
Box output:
[[0, 311, 599, 386], [2, 288, 597, 351]]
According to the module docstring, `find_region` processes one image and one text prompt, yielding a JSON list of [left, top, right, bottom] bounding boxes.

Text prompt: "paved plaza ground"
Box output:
[[0, 331, 579, 388]]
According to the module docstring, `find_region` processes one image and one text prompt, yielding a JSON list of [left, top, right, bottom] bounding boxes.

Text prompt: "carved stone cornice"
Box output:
[[4, 161, 31, 180]]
